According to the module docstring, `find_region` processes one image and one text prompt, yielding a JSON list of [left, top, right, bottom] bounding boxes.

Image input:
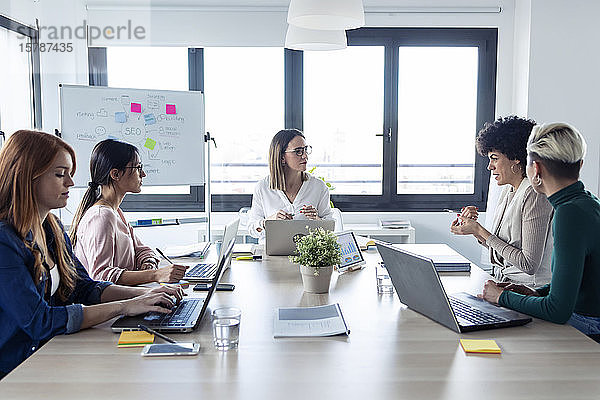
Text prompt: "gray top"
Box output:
[[485, 178, 554, 286]]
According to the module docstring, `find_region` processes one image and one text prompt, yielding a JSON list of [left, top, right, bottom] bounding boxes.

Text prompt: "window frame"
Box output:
[[0, 15, 42, 132], [89, 27, 496, 212]]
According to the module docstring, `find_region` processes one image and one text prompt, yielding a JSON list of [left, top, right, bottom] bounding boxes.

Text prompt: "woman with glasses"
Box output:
[[0, 131, 182, 377], [70, 139, 187, 285], [480, 123, 600, 338], [247, 129, 333, 239]]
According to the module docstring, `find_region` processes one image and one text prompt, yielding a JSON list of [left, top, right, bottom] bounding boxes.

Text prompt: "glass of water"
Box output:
[[376, 262, 394, 294], [212, 307, 241, 350]]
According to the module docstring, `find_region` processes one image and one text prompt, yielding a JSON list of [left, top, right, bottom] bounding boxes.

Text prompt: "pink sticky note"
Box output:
[[131, 103, 142, 113], [166, 104, 176, 115]]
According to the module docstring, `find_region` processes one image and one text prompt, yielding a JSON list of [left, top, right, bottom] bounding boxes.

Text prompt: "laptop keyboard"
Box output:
[[144, 298, 203, 327], [186, 262, 217, 279], [449, 296, 507, 325]]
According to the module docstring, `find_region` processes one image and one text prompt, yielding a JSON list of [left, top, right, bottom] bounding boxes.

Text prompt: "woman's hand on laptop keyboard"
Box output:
[[148, 285, 184, 303], [121, 290, 179, 316]]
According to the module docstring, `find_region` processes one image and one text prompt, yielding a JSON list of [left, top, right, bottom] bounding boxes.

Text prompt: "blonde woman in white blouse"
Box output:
[[248, 129, 333, 240], [451, 116, 554, 286]]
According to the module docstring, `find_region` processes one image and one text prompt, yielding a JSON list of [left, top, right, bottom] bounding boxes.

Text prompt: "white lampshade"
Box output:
[[287, 0, 365, 30], [285, 25, 347, 51]]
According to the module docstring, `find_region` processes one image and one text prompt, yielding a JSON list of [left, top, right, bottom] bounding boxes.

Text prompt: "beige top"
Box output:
[[74, 205, 158, 283], [485, 178, 554, 286]]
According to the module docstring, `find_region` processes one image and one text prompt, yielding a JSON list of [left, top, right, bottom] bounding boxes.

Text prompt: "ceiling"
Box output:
[[84, 0, 493, 8]]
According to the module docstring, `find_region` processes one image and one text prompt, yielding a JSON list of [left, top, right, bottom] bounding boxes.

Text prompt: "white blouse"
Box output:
[[247, 174, 334, 239]]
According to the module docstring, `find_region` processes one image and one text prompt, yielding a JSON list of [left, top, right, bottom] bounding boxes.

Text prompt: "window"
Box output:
[[397, 47, 478, 194], [0, 16, 41, 140], [203, 48, 284, 195], [90, 27, 496, 212], [303, 47, 384, 195]]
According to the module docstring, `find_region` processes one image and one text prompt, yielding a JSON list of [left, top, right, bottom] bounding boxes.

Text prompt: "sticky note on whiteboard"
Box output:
[[131, 103, 142, 113], [166, 104, 176, 115], [144, 138, 157, 150], [114, 112, 127, 123], [144, 113, 156, 125]]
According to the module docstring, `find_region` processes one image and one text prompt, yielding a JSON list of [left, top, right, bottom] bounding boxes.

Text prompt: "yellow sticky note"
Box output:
[[144, 137, 157, 150], [118, 330, 154, 348], [460, 339, 501, 354]]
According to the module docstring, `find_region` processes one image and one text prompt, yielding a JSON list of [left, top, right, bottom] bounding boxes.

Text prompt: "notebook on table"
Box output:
[[111, 240, 234, 333], [393, 243, 471, 272], [184, 218, 239, 282], [376, 243, 532, 333], [265, 219, 335, 256]]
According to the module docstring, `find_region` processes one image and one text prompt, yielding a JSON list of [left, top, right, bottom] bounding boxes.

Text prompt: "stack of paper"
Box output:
[[379, 219, 411, 229], [232, 243, 257, 257], [117, 331, 154, 348], [163, 242, 211, 258], [394, 244, 471, 272], [460, 339, 501, 354]]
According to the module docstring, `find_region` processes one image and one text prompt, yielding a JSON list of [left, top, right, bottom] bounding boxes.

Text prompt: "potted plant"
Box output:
[[289, 227, 341, 293]]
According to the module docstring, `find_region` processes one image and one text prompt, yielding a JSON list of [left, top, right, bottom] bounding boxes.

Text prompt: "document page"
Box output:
[[273, 304, 350, 338]]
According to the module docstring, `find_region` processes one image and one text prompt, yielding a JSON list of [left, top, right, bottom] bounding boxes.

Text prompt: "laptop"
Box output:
[[111, 239, 235, 333], [335, 231, 365, 272], [265, 219, 336, 256], [184, 218, 239, 282], [376, 243, 532, 332]]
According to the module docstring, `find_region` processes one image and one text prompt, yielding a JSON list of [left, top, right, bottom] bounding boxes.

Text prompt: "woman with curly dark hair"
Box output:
[[451, 116, 554, 286]]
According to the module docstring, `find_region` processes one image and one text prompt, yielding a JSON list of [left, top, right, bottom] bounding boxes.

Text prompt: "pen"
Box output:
[[155, 248, 174, 264], [137, 324, 177, 344], [236, 255, 262, 261]]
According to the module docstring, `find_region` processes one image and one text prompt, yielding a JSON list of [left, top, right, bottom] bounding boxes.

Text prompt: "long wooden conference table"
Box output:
[[2, 247, 600, 399]]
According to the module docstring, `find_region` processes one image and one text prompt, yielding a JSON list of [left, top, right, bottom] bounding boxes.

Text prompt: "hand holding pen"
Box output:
[[273, 210, 293, 220], [299, 204, 318, 220], [154, 248, 189, 284]]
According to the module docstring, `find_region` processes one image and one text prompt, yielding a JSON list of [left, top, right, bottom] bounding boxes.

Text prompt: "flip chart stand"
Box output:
[[205, 131, 217, 241]]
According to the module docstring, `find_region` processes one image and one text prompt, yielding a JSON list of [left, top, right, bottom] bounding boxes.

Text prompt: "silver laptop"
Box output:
[[265, 219, 336, 256], [335, 231, 365, 272], [111, 240, 235, 333], [184, 218, 239, 282], [377, 242, 532, 332]]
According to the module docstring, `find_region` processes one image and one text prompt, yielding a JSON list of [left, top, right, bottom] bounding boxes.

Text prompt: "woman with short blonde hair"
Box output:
[[480, 123, 600, 338]]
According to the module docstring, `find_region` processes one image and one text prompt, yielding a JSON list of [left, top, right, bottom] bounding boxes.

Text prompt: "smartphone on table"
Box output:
[[141, 342, 200, 357], [193, 283, 235, 291]]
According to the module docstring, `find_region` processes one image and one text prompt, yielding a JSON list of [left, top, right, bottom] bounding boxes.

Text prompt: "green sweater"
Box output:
[[499, 181, 600, 323]]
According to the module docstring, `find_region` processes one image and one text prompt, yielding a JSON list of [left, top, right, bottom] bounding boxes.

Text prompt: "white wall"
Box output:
[[525, 0, 600, 195]]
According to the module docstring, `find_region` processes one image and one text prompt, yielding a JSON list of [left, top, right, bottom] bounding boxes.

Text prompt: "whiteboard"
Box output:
[[59, 84, 205, 187]]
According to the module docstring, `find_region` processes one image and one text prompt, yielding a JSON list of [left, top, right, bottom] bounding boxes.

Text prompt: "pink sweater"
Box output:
[[74, 205, 158, 283]]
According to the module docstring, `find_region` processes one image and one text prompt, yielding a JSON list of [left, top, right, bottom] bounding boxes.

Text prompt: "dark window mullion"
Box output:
[[285, 48, 303, 130], [30, 30, 42, 129], [384, 41, 398, 201]]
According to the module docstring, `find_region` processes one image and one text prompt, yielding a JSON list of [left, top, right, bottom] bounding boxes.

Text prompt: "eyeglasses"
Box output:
[[285, 145, 312, 157], [125, 164, 144, 173]]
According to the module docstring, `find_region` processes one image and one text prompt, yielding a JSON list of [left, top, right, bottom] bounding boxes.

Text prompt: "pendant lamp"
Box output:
[[287, 0, 365, 30], [284, 25, 347, 51]]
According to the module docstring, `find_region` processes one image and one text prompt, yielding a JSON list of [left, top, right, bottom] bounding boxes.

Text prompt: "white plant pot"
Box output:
[[300, 265, 333, 294]]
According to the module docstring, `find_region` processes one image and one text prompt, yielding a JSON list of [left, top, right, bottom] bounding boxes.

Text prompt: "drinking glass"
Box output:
[[376, 262, 394, 294], [212, 307, 241, 350]]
